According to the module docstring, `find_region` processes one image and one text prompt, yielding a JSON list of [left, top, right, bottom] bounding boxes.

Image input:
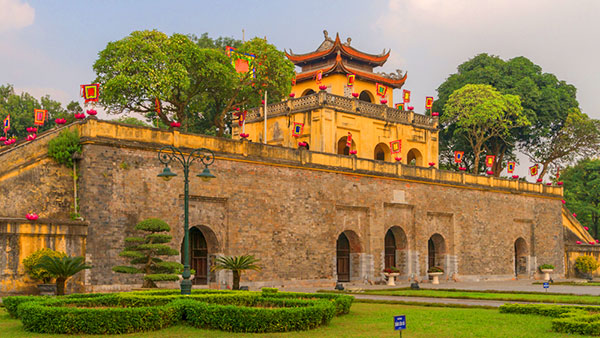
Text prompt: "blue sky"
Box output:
[[2, 0, 598, 121]]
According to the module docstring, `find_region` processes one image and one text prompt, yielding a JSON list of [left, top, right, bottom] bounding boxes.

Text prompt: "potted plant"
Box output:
[[211, 255, 261, 290], [383, 267, 400, 286], [22, 248, 65, 295], [428, 266, 444, 285], [35, 255, 91, 295], [539, 264, 555, 281], [575, 256, 599, 280]]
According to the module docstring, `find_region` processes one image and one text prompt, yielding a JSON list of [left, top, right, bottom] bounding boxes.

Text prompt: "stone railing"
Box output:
[[243, 91, 436, 129]]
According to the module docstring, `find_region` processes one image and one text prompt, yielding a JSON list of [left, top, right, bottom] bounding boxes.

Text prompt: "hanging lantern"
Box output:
[[352, 92, 359, 98]]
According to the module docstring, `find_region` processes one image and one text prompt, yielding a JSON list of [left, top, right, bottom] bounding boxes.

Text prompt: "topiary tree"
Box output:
[[35, 255, 91, 295], [112, 218, 181, 288], [575, 256, 599, 274], [211, 255, 261, 290], [22, 248, 66, 284]]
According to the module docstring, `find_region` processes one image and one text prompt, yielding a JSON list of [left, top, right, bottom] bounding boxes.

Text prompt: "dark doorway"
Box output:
[[190, 227, 208, 284], [301, 89, 316, 97], [337, 233, 350, 282], [514, 238, 528, 276], [337, 137, 351, 155], [428, 238, 435, 270], [385, 229, 396, 269]]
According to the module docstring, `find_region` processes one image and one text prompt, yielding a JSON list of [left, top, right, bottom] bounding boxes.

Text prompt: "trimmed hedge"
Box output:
[[11, 290, 354, 334], [500, 303, 600, 336]]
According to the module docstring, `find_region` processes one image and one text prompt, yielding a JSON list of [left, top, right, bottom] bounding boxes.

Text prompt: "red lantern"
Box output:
[[573, 213, 577, 217], [429, 162, 436, 167], [585, 226, 590, 231], [394, 157, 402, 162], [240, 133, 249, 139], [289, 93, 295, 98], [319, 85, 327, 91], [0, 136, 5, 142], [512, 175, 519, 179], [352, 92, 359, 98], [459, 167, 467, 171], [561, 200, 566, 204], [25, 213, 39, 221], [536, 178, 543, 183], [380, 99, 388, 104], [86, 109, 97, 116], [407, 106, 414, 110], [576, 241, 582, 244], [486, 170, 494, 175], [170, 122, 181, 128], [557, 181, 563, 185], [349, 150, 357, 155], [432, 112, 439, 116], [546, 183, 552, 186]]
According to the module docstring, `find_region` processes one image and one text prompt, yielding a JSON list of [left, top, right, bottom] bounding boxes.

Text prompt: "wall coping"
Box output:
[[0, 118, 563, 198], [0, 217, 89, 226]]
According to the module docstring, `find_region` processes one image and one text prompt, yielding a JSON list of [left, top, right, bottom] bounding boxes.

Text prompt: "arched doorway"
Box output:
[[184, 226, 220, 285], [374, 143, 390, 161], [385, 226, 408, 274], [384, 230, 396, 269], [514, 238, 528, 277], [406, 148, 423, 166], [336, 233, 350, 282], [189, 227, 208, 284], [301, 88, 316, 96], [359, 90, 373, 102], [336, 230, 363, 282], [337, 136, 356, 155], [428, 233, 446, 273]]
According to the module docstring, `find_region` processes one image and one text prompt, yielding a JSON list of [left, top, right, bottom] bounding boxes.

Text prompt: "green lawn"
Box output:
[[0, 303, 590, 337], [360, 288, 600, 305], [532, 281, 600, 287]]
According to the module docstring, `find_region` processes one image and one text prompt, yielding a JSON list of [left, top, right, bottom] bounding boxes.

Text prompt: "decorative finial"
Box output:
[[323, 30, 329, 40], [346, 37, 351, 46]]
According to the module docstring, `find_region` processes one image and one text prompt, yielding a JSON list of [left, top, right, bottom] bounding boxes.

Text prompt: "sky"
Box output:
[[1, 0, 598, 175]]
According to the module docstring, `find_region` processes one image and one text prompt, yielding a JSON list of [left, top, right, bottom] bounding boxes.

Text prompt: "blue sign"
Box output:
[[394, 315, 406, 330], [543, 282, 549, 289]]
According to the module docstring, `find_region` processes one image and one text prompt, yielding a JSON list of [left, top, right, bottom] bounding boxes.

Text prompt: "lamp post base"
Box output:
[[180, 279, 192, 295]]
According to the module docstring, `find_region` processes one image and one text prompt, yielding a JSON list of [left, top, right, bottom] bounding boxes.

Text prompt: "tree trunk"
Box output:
[[538, 162, 551, 181], [232, 270, 240, 290], [472, 150, 481, 175], [142, 279, 157, 288], [56, 277, 66, 296]]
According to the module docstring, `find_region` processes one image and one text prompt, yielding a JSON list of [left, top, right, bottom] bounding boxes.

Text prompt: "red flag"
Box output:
[[507, 162, 516, 173], [390, 140, 401, 154], [485, 155, 495, 168], [403, 90, 411, 103], [425, 97, 434, 109], [454, 151, 464, 163], [346, 132, 352, 147]]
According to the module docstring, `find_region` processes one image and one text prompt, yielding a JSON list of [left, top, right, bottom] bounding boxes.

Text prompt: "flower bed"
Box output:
[[5, 290, 353, 334]]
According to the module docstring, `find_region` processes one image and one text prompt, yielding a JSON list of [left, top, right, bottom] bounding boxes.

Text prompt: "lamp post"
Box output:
[[157, 146, 216, 295]]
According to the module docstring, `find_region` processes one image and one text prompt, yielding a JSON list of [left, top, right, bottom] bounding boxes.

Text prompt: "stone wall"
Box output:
[[73, 121, 564, 289], [0, 120, 566, 291]]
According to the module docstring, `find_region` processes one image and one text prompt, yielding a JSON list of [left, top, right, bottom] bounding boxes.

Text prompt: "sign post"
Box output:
[[394, 315, 406, 337], [543, 282, 549, 292]]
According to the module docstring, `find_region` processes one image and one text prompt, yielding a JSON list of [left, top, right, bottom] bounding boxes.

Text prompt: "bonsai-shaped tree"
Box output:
[[211, 255, 261, 290], [35, 255, 91, 295], [22, 248, 65, 284], [112, 218, 181, 288]]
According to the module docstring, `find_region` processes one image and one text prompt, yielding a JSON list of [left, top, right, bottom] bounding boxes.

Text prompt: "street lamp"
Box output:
[[157, 145, 215, 295]]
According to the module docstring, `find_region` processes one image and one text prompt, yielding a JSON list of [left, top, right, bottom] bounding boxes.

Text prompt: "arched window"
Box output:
[[359, 90, 373, 103], [337, 136, 355, 155], [406, 148, 423, 166], [374, 143, 390, 161], [301, 89, 316, 97]]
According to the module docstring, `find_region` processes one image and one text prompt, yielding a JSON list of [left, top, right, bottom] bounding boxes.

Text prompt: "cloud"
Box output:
[[0, 0, 34, 33]]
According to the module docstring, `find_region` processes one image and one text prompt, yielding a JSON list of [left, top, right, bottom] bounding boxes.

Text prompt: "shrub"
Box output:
[[383, 267, 400, 273], [13, 290, 352, 334], [211, 255, 261, 290], [262, 287, 278, 294], [575, 256, 599, 273], [47, 129, 81, 168], [34, 255, 91, 295], [22, 249, 66, 283], [500, 303, 600, 336], [539, 264, 555, 270]]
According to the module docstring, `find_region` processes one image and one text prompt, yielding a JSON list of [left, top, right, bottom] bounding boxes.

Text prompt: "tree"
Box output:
[[190, 32, 242, 51], [211, 255, 261, 290], [35, 255, 91, 295], [562, 159, 600, 238], [93, 30, 295, 136], [524, 109, 600, 180], [434, 54, 579, 174], [441, 84, 529, 174], [112, 218, 181, 288], [0, 84, 68, 139]]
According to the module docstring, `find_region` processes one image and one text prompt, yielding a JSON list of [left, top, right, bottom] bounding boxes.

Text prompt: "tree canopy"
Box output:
[[562, 159, 600, 238], [0, 84, 80, 139], [93, 30, 295, 136], [435, 54, 581, 175], [441, 84, 529, 174]]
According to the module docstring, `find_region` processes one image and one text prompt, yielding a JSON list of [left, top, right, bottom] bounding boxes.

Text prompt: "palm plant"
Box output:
[[211, 255, 261, 290], [35, 255, 91, 295]]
